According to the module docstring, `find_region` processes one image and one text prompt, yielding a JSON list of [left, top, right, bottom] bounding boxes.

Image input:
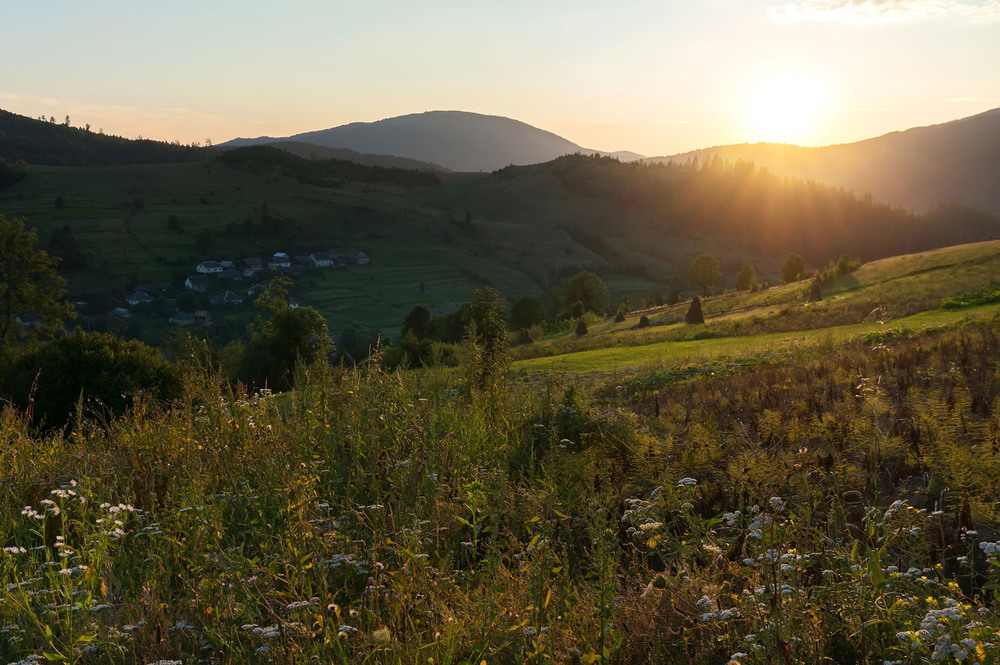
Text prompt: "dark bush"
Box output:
[[2, 330, 183, 428], [576, 319, 588, 336]]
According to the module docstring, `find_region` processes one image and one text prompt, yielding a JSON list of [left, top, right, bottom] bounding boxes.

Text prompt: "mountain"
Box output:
[[0, 108, 205, 167], [647, 107, 1000, 215], [221, 110, 643, 172]]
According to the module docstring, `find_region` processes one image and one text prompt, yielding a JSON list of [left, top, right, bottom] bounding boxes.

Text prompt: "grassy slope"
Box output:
[[5, 238, 1000, 663], [514, 240, 1000, 373]]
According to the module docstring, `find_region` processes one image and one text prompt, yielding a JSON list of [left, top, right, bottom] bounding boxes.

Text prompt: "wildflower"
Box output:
[[253, 625, 281, 638], [768, 496, 786, 512], [677, 477, 697, 488], [3, 546, 27, 554], [286, 600, 313, 610]]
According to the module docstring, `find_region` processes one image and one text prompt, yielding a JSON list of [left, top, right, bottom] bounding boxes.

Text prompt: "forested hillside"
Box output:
[[0, 109, 206, 167]]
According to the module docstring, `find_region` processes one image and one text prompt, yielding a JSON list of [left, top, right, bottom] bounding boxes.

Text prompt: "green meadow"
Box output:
[[5, 235, 1000, 663]]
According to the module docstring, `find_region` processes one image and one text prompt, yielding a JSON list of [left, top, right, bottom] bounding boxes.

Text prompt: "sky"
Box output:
[[3, 0, 999, 156]]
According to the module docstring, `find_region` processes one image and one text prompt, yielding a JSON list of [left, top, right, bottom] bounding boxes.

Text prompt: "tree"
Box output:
[[690, 254, 723, 295], [735, 263, 756, 291], [510, 295, 545, 330], [238, 278, 331, 391], [1, 330, 182, 428], [685, 296, 705, 324], [562, 271, 610, 315], [780, 253, 806, 284], [0, 215, 74, 361], [401, 304, 433, 339]]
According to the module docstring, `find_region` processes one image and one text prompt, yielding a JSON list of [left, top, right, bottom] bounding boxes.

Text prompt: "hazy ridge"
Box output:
[[648, 107, 1000, 215]]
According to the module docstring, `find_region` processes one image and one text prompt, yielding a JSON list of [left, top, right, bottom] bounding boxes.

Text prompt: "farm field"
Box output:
[[4, 236, 1000, 663]]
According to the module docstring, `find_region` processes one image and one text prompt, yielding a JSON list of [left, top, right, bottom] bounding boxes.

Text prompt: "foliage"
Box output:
[[1, 329, 182, 427], [510, 295, 545, 330], [562, 271, 610, 316], [735, 262, 756, 291], [685, 295, 705, 324], [576, 319, 588, 336], [217, 144, 440, 188], [2, 322, 1000, 662], [0, 215, 74, 361], [464, 287, 511, 399], [690, 253, 723, 295], [941, 287, 1000, 310], [0, 156, 28, 188], [0, 108, 204, 166], [780, 252, 806, 284], [237, 278, 332, 391]]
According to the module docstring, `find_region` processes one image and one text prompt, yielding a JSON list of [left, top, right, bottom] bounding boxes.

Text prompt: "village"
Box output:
[[119, 249, 370, 327]]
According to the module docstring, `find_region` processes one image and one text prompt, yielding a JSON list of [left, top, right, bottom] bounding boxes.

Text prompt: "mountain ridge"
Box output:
[[647, 107, 1000, 214], [220, 110, 644, 172]]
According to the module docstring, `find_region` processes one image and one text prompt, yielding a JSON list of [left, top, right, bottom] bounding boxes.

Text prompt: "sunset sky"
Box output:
[[3, 0, 999, 156]]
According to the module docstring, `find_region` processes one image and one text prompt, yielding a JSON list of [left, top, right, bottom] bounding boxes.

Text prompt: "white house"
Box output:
[[269, 252, 291, 269], [196, 261, 224, 274]]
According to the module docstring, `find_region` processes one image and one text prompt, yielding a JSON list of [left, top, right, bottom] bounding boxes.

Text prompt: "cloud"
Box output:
[[768, 0, 1000, 25]]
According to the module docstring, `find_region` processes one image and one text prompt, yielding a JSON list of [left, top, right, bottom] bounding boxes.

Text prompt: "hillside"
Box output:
[[252, 140, 448, 172], [221, 110, 640, 172], [2, 149, 997, 348], [0, 108, 206, 167], [5, 230, 1000, 662], [648, 107, 1000, 215]]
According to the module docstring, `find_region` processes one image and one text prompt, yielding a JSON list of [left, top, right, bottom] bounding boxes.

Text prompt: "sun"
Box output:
[[748, 73, 830, 144]]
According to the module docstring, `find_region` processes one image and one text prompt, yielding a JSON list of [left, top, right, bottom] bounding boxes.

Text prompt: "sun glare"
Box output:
[[748, 73, 830, 144]]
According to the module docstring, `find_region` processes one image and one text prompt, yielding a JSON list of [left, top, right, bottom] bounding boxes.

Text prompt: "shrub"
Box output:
[[614, 311, 626, 323], [638, 315, 650, 328], [2, 330, 183, 428], [576, 319, 588, 336]]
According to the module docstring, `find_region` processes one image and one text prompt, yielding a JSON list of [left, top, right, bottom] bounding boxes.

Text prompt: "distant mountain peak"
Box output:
[[219, 110, 643, 172]]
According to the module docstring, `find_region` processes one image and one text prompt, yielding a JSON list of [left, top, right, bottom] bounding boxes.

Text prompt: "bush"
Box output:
[[576, 319, 588, 336], [614, 311, 626, 323], [638, 315, 650, 328], [2, 330, 183, 428]]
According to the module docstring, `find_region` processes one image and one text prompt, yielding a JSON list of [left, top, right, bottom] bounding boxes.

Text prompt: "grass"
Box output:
[[6, 176, 1000, 662], [514, 303, 1000, 375], [6, 313, 1000, 662]]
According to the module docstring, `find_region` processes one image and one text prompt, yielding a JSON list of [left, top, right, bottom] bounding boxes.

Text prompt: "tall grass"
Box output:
[[4, 320, 1000, 662]]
